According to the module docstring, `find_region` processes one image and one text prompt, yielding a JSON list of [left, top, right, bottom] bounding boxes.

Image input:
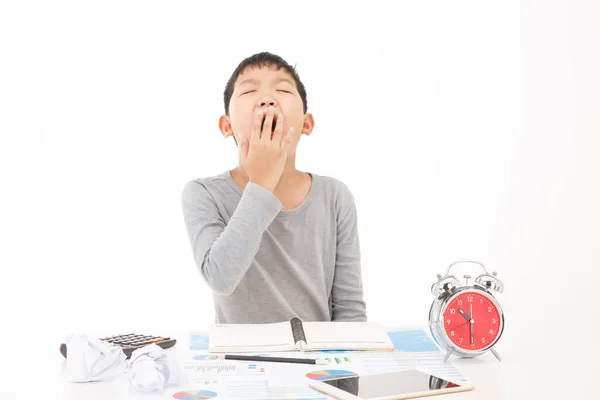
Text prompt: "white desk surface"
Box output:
[[1, 329, 596, 399]]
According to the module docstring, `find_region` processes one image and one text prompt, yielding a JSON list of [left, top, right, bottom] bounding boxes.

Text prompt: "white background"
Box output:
[[1, 0, 598, 367]]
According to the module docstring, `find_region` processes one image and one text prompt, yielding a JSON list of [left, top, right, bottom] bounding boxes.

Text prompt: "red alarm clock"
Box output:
[[429, 260, 504, 362]]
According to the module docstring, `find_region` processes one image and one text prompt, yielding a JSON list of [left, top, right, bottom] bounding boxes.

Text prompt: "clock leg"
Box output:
[[490, 348, 502, 362], [443, 349, 453, 362]]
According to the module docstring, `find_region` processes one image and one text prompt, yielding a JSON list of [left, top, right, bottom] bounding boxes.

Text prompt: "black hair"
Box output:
[[223, 51, 308, 116]]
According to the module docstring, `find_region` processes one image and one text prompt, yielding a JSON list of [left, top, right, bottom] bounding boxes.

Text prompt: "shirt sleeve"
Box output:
[[181, 180, 282, 296], [331, 197, 368, 321]]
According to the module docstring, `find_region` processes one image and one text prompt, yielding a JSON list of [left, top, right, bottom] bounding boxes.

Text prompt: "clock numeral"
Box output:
[[459, 338, 463, 344], [450, 308, 456, 314], [489, 329, 494, 335], [481, 338, 486, 344], [467, 296, 473, 303], [480, 298, 483, 304], [457, 300, 462, 306], [492, 318, 497, 324], [446, 319, 451, 325], [488, 306, 492, 312], [450, 330, 455, 336]]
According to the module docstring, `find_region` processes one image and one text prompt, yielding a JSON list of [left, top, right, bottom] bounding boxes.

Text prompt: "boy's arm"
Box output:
[[181, 180, 282, 296], [331, 199, 367, 322]]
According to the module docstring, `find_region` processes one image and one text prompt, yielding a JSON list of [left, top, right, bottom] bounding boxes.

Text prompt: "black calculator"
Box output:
[[59, 333, 177, 359]]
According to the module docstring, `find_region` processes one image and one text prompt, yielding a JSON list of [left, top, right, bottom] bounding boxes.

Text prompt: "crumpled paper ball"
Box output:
[[127, 343, 187, 392], [65, 334, 127, 383]]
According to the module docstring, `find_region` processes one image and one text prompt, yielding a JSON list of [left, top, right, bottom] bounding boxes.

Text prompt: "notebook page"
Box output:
[[301, 321, 394, 351], [208, 321, 297, 352]]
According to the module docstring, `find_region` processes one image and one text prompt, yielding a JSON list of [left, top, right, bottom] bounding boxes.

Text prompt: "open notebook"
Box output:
[[207, 318, 395, 353]]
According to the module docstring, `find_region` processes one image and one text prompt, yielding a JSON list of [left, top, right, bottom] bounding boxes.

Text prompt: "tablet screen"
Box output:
[[322, 369, 465, 398]]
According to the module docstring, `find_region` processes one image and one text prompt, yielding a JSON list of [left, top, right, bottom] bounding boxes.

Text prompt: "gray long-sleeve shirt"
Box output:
[[181, 170, 367, 324]]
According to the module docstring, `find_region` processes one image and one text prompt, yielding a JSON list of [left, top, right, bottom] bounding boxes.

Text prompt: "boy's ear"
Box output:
[[219, 114, 234, 139], [302, 113, 315, 136]]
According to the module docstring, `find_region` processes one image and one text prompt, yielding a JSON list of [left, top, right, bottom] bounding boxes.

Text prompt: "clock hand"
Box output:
[[469, 302, 474, 345], [470, 319, 474, 345], [458, 308, 472, 321], [450, 320, 470, 332]]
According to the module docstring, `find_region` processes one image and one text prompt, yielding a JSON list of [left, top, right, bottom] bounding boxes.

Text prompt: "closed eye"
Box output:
[[240, 89, 292, 95]]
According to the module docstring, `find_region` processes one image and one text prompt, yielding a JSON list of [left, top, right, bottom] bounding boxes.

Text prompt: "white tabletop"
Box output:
[[0, 328, 595, 399]]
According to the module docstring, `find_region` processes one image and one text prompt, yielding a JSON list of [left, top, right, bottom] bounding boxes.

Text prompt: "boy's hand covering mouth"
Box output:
[[238, 107, 295, 193]]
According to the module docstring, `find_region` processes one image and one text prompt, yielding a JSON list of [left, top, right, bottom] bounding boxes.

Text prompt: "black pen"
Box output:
[[222, 354, 327, 365]]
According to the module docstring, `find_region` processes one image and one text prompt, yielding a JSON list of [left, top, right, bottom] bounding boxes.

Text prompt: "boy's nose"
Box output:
[[257, 98, 277, 108]]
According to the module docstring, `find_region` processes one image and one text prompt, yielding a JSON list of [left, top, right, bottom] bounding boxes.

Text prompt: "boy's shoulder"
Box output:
[[183, 170, 231, 189], [181, 170, 233, 203], [312, 173, 358, 217], [314, 173, 355, 199]]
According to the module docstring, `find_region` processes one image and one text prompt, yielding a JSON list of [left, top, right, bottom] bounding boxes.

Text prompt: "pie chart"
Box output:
[[306, 369, 357, 381], [172, 390, 218, 399]]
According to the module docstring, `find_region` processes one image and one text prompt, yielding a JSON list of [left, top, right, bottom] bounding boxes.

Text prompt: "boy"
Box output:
[[181, 52, 366, 324]]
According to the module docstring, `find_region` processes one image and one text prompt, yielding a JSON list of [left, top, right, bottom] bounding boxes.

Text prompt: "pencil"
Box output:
[[223, 354, 328, 365]]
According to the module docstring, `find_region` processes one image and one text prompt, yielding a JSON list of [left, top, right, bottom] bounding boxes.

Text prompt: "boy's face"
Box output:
[[220, 65, 314, 155]]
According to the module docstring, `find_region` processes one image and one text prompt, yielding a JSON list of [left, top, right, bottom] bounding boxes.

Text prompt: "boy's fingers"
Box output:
[[262, 109, 275, 141], [281, 127, 294, 150], [271, 113, 284, 146], [251, 110, 263, 142]]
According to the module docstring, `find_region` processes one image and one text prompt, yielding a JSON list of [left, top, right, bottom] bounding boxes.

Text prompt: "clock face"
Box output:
[[442, 290, 502, 351]]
